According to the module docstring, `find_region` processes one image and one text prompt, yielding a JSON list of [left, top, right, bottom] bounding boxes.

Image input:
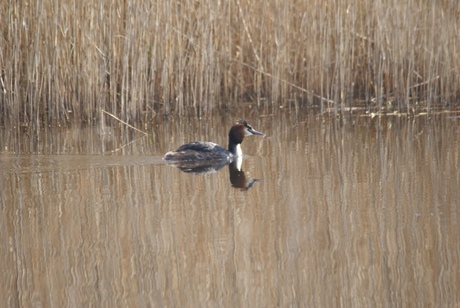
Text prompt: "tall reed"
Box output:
[[1, 0, 459, 124]]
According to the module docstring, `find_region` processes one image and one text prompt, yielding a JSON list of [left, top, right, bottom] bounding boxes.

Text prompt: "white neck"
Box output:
[[235, 155, 243, 171], [234, 144, 243, 157]]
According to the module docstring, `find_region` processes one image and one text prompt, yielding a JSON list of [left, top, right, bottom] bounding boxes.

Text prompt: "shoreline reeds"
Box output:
[[1, 0, 459, 124]]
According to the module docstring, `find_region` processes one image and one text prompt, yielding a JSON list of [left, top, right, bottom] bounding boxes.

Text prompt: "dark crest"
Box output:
[[236, 119, 248, 126]]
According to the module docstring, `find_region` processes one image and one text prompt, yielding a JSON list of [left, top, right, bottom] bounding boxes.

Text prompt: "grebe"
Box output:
[[163, 119, 264, 161]]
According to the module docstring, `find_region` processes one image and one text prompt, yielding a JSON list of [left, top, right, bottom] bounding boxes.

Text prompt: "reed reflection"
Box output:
[[2, 114, 460, 307]]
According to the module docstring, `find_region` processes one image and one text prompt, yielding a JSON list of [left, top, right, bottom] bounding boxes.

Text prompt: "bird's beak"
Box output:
[[249, 128, 265, 137]]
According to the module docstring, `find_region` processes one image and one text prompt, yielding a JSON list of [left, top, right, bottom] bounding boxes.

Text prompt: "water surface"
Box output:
[[1, 112, 459, 306]]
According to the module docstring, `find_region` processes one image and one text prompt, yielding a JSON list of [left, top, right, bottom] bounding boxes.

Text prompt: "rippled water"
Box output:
[[1, 111, 459, 306]]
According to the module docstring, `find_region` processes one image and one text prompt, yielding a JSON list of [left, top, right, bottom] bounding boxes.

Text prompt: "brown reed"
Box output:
[[1, 0, 459, 124]]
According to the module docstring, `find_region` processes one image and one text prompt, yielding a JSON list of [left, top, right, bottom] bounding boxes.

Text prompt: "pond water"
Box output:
[[1, 111, 459, 306]]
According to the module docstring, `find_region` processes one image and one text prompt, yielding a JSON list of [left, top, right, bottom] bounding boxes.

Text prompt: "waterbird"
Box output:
[[163, 119, 265, 162]]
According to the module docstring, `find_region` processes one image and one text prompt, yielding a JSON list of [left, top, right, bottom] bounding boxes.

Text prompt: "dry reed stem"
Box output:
[[106, 135, 147, 154], [1, 0, 459, 124], [102, 110, 147, 135]]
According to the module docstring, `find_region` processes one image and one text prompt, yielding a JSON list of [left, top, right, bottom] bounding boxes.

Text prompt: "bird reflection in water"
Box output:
[[228, 157, 261, 190], [166, 156, 260, 191]]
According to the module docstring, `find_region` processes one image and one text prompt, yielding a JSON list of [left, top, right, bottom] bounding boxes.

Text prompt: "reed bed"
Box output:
[[1, 0, 459, 124]]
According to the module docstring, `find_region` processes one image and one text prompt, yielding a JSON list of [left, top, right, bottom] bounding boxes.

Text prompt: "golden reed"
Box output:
[[1, 0, 459, 123]]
